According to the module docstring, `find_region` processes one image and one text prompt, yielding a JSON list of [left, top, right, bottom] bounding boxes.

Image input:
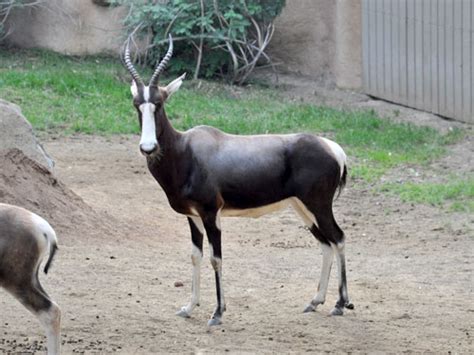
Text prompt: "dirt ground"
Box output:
[[1, 82, 473, 353]]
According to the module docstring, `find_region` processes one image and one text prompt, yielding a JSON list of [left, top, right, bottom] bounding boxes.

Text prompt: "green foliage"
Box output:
[[111, 0, 285, 81], [381, 179, 474, 212], [0, 48, 135, 133], [0, 48, 467, 199], [0, 0, 43, 37]]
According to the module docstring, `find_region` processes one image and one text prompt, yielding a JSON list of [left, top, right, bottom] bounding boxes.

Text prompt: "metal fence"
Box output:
[[362, 0, 473, 123]]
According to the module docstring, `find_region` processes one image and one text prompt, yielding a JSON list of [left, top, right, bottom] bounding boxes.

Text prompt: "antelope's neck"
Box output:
[[148, 108, 190, 210], [156, 107, 180, 149]]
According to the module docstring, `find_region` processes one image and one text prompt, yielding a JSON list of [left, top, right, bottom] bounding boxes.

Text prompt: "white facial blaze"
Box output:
[[139, 102, 157, 152], [143, 85, 150, 101]]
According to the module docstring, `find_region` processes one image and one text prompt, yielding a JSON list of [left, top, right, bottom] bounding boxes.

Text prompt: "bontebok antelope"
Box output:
[[123, 36, 353, 326], [0, 203, 61, 354]]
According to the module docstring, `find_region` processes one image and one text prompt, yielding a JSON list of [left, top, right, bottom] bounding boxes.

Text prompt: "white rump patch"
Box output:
[[30, 212, 57, 276], [320, 137, 347, 178], [31, 213, 57, 251]]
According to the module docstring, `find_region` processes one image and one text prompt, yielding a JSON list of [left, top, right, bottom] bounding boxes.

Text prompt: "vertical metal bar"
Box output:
[[384, 0, 392, 99], [407, 0, 416, 107], [453, 0, 463, 120], [461, 0, 474, 123], [369, 0, 378, 94], [377, 0, 385, 96], [438, 0, 446, 116], [431, 0, 439, 115], [422, 0, 432, 113], [461, 0, 472, 122], [400, 0, 408, 105], [392, 0, 401, 101], [362, 0, 370, 93], [415, 0, 423, 109], [445, 0, 455, 118]]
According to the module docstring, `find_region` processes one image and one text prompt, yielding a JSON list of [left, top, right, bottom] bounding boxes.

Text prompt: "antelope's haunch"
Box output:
[[123, 35, 353, 326], [0, 203, 61, 355]]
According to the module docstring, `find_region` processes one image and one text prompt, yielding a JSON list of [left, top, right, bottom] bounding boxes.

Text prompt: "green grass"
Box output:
[[0, 49, 135, 133], [381, 178, 474, 213], [0, 47, 469, 210]]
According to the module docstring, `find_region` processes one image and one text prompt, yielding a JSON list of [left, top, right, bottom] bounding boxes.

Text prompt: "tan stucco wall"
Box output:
[[3, 0, 362, 88], [3, 0, 126, 55], [269, 0, 336, 84], [269, 0, 362, 89], [335, 0, 362, 89]]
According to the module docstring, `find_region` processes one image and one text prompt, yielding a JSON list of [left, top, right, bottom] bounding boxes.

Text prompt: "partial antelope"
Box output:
[[123, 36, 353, 326], [0, 203, 61, 354]]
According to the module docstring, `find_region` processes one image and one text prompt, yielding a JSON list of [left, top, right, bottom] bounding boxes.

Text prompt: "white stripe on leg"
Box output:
[[332, 242, 349, 305], [177, 217, 204, 318], [181, 244, 202, 316], [313, 243, 334, 305], [209, 254, 225, 326], [38, 302, 61, 355], [304, 243, 334, 312], [209, 244, 225, 315]]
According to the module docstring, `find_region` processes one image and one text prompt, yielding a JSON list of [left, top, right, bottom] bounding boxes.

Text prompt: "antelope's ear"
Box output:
[[165, 73, 186, 98], [130, 80, 139, 98]]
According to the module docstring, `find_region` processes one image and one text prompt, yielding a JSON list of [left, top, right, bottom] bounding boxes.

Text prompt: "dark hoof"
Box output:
[[345, 302, 354, 310], [303, 304, 316, 313]]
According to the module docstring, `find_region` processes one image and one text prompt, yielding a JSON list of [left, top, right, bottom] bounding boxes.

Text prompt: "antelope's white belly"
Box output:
[[220, 198, 293, 218]]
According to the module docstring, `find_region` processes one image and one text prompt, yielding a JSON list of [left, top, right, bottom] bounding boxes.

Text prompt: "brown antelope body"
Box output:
[[123, 36, 353, 326], [0, 203, 60, 354]]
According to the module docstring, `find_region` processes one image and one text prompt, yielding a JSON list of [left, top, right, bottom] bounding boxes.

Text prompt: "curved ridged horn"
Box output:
[[149, 34, 173, 87], [123, 40, 143, 85]]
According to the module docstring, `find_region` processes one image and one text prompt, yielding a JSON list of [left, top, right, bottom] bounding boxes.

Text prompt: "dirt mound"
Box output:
[[0, 148, 118, 239]]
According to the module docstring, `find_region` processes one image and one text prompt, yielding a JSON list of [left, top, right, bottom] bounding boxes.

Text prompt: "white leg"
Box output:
[[304, 243, 334, 312], [292, 199, 336, 313], [208, 243, 225, 326], [330, 242, 353, 316], [38, 302, 61, 355], [177, 217, 204, 318]]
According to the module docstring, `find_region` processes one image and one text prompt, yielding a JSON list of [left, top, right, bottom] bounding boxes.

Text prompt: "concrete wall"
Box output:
[[335, 0, 362, 89], [3, 0, 362, 89], [268, 0, 337, 84], [3, 0, 126, 55], [268, 0, 362, 89]]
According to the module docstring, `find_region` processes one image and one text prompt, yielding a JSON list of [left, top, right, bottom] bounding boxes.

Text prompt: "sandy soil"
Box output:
[[1, 74, 473, 353], [0, 130, 472, 354]]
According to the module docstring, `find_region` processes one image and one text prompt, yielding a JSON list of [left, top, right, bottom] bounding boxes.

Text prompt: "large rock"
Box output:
[[0, 99, 54, 170]]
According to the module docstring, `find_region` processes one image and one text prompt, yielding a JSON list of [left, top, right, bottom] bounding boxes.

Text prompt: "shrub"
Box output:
[[0, 0, 45, 39], [112, 0, 285, 84]]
